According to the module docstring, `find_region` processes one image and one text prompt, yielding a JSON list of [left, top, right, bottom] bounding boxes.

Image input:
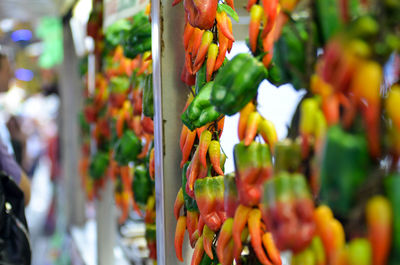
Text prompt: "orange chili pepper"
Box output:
[[248, 209, 272, 265], [199, 130, 212, 168], [216, 11, 235, 42], [244, 112, 262, 146], [208, 140, 224, 175], [174, 188, 184, 220], [206, 44, 219, 82], [233, 205, 252, 260], [175, 216, 187, 262], [217, 218, 233, 263], [181, 129, 197, 168], [203, 225, 215, 259]]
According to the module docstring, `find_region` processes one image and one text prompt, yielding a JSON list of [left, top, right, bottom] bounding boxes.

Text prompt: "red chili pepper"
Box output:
[[216, 11, 235, 42], [262, 31, 274, 67], [149, 148, 155, 180], [181, 63, 196, 86], [142, 116, 154, 134], [137, 134, 152, 159], [249, 209, 272, 265], [198, 215, 206, 235], [183, 23, 195, 49], [244, 111, 262, 146], [175, 216, 187, 262], [206, 43, 219, 82], [217, 116, 225, 138], [181, 128, 197, 168], [262, 232, 282, 265], [185, 51, 194, 75], [199, 130, 212, 168], [225, 0, 235, 9], [208, 140, 224, 175], [172, 0, 183, 6], [261, 0, 278, 38], [174, 188, 184, 220], [191, 28, 205, 60], [116, 111, 125, 138], [191, 235, 204, 265], [249, 5, 263, 53], [217, 218, 233, 263], [203, 225, 215, 259], [233, 205, 252, 260], [180, 125, 189, 152]]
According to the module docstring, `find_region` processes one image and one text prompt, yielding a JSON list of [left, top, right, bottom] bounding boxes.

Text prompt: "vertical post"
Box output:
[[96, 179, 116, 265], [87, 51, 116, 265], [59, 22, 86, 227], [152, 1, 192, 265]]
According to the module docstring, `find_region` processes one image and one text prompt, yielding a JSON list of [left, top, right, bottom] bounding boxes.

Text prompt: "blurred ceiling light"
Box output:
[[0, 19, 14, 32], [15, 68, 34, 82], [11, 29, 32, 42]]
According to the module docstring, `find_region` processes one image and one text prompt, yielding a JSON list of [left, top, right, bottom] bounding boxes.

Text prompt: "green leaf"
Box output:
[[217, 3, 239, 22]]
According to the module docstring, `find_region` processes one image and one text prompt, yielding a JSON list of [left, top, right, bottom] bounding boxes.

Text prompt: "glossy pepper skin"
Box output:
[[234, 141, 272, 206], [184, 0, 218, 30], [211, 53, 268, 116], [182, 82, 222, 131], [194, 176, 225, 231], [143, 74, 154, 117]]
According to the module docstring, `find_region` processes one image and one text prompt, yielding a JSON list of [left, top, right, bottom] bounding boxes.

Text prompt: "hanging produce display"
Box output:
[[173, 0, 400, 265], [78, 7, 158, 261]]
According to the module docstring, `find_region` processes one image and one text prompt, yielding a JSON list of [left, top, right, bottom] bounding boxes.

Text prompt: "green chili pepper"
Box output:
[[181, 82, 221, 131], [143, 74, 154, 117], [211, 53, 268, 116]]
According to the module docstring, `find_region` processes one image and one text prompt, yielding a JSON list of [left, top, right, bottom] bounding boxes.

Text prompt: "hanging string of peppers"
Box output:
[[79, 6, 158, 262], [173, 0, 400, 264]]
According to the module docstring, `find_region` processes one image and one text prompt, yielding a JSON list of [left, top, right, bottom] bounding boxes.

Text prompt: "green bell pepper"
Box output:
[[211, 53, 268, 116], [89, 151, 109, 180], [274, 139, 302, 173], [194, 176, 225, 231], [114, 130, 142, 165], [132, 164, 153, 205], [319, 125, 369, 217], [181, 81, 221, 131]]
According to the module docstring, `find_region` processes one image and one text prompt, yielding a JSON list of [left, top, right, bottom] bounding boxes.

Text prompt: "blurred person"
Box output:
[[7, 115, 27, 167], [0, 52, 31, 205]]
